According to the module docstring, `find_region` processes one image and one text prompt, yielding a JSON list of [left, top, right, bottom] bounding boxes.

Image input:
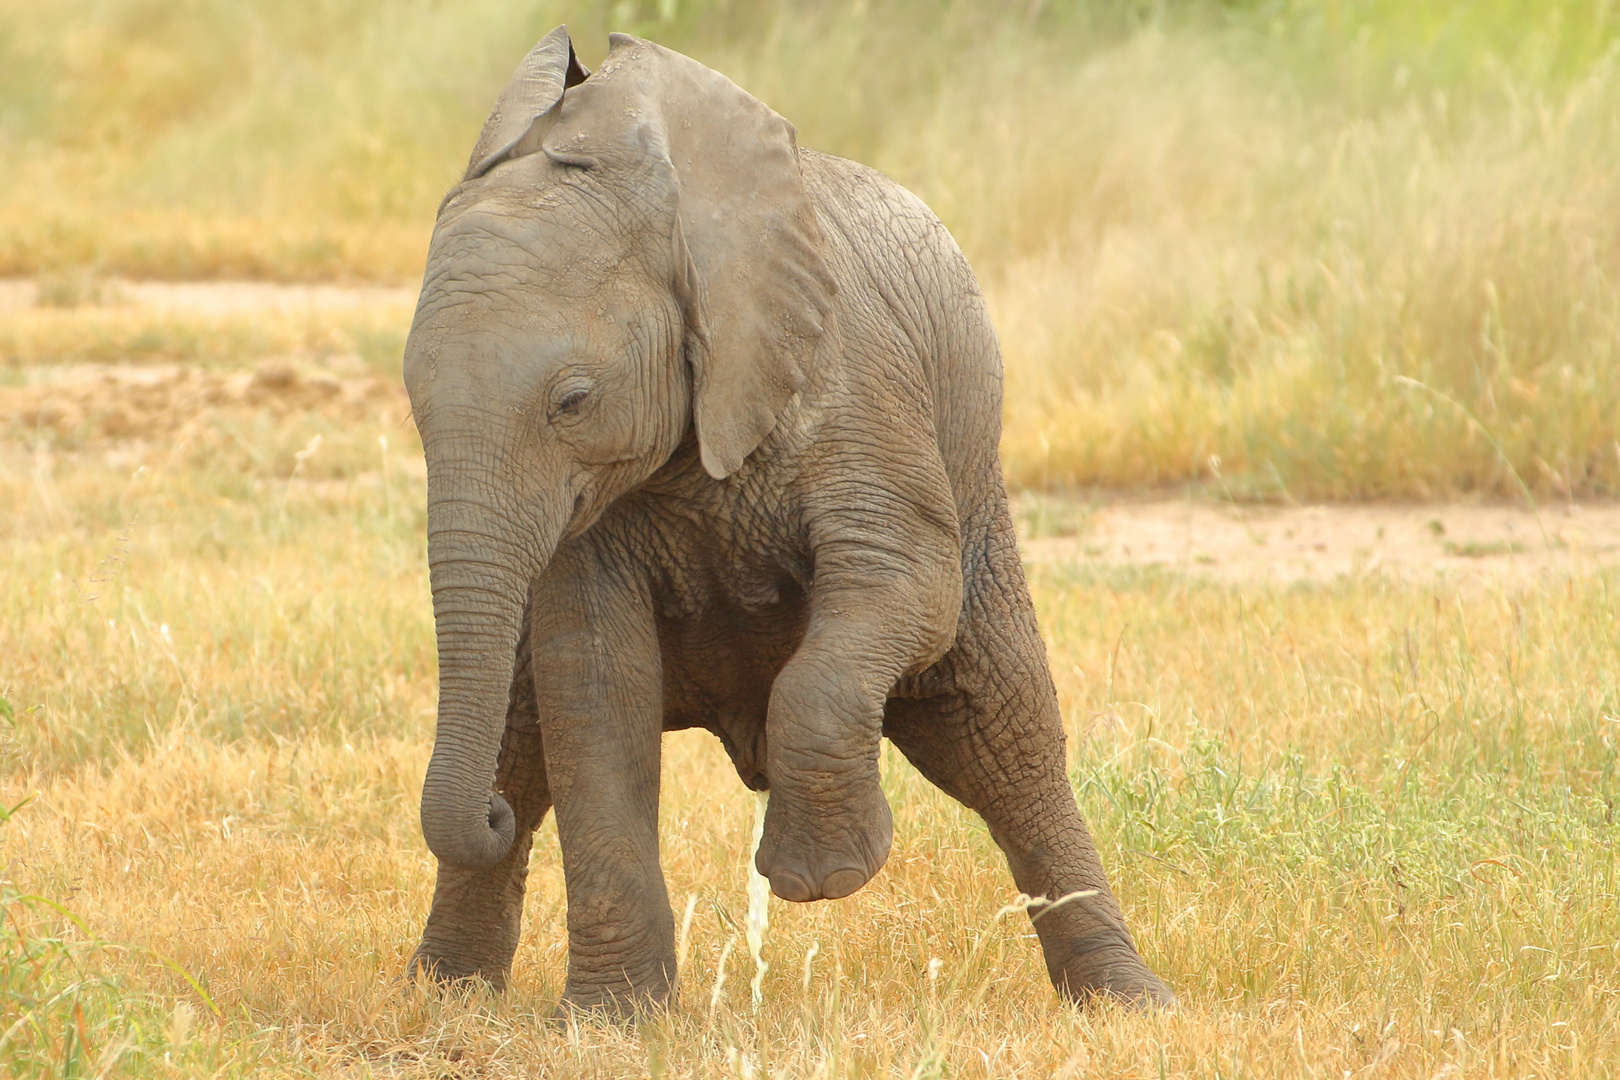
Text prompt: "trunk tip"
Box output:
[[422, 790, 516, 872]]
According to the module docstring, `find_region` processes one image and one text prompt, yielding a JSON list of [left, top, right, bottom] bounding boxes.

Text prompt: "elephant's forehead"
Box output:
[[409, 290, 635, 363], [421, 203, 626, 295], [428, 188, 636, 275], [408, 259, 649, 380], [404, 300, 623, 401]]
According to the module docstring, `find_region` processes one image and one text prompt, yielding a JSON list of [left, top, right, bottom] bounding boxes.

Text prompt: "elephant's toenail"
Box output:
[[769, 870, 814, 903], [821, 868, 867, 899]]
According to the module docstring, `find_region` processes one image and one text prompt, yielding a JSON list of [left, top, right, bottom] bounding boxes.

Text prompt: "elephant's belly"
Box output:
[[656, 597, 807, 789]]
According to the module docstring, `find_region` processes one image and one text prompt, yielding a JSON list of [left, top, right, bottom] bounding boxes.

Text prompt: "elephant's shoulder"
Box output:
[[797, 149, 946, 243]]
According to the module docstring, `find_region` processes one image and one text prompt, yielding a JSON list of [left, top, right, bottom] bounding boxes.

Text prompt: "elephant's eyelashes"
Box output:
[[550, 385, 592, 420], [549, 371, 596, 422]]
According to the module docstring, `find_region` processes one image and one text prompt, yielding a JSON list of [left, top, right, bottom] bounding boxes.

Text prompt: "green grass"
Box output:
[[4, 1, 1620, 497], [0, 795, 250, 1079]]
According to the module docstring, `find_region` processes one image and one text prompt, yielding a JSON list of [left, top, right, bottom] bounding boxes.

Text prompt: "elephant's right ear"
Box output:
[[543, 35, 836, 479], [464, 26, 589, 182]]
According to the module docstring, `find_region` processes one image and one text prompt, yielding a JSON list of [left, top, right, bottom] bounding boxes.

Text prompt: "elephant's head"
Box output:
[[405, 28, 834, 871]]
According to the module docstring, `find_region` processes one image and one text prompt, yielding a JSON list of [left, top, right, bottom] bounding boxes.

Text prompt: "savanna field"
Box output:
[[3, 2, 1620, 1076]]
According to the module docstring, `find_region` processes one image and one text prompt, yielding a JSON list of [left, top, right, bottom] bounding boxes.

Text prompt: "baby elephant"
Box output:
[[404, 26, 1172, 1013]]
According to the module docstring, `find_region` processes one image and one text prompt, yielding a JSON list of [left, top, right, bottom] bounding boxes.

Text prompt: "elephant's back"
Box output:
[[796, 148, 1006, 518]]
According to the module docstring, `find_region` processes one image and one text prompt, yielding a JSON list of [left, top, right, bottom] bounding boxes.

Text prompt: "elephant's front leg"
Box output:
[[756, 552, 960, 903], [532, 546, 675, 1014]]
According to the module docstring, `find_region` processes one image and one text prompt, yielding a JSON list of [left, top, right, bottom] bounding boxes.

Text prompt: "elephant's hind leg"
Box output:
[[885, 687, 1172, 1007], [408, 636, 551, 991], [883, 514, 1173, 1008]]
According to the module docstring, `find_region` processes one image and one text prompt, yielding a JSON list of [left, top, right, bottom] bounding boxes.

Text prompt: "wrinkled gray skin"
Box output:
[[404, 27, 1172, 1014]]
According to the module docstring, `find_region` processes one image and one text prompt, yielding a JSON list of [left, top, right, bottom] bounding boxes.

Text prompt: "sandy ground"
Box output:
[[0, 278, 416, 314], [1019, 498, 1620, 584], [7, 278, 1615, 585], [0, 362, 406, 448]]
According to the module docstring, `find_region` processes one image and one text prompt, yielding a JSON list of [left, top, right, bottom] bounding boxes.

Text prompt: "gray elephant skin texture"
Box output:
[[403, 26, 1173, 1013]]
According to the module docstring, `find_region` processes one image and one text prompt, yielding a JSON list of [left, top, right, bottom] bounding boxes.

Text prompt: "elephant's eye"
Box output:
[[550, 372, 595, 421]]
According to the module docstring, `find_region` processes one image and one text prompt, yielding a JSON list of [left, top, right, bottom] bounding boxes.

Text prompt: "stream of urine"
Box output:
[[746, 791, 771, 1008]]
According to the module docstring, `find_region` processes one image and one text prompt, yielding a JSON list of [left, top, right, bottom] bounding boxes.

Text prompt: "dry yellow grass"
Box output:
[[3, 313, 1619, 1076], [0, 285, 413, 377], [6, 3, 1620, 1074]]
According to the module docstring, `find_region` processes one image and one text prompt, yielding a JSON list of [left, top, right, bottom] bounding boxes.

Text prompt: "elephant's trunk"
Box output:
[[418, 475, 555, 872]]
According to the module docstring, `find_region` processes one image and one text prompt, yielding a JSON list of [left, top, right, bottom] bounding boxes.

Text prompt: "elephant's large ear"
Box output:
[[544, 34, 835, 479], [464, 26, 589, 182]]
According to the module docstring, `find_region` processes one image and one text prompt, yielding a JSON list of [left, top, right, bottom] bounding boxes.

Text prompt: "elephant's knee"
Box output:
[[767, 658, 883, 766]]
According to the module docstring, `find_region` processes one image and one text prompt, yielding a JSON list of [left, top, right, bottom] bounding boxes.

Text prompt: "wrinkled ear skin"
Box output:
[[464, 26, 589, 182], [543, 34, 836, 479]]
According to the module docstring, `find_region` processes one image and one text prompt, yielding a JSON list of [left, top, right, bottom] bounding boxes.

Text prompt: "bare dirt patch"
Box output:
[[1, 360, 407, 447], [0, 277, 414, 314], [1019, 498, 1620, 584]]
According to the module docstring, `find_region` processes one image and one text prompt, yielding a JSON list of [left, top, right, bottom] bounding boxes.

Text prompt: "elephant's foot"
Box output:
[[755, 766, 893, 902], [553, 967, 675, 1023], [405, 944, 507, 993], [408, 861, 528, 993], [1045, 930, 1176, 1010]]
